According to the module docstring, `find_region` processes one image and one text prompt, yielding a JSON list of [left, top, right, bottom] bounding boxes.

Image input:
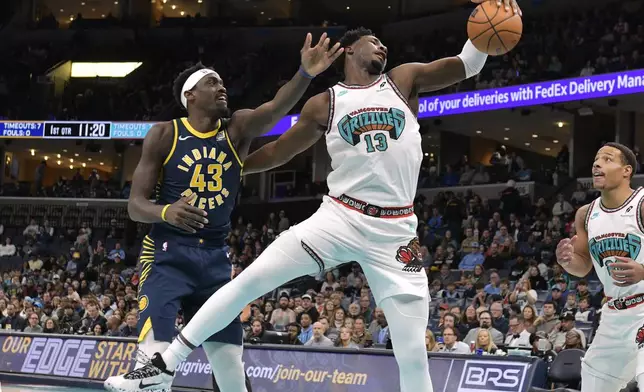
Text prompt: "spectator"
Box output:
[[328, 308, 346, 341], [548, 313, 586, 352], [484, 272, 501, 296], [425, 329, 440, 352], [23, 219, 39, 239], [270, 293, 296, 331], [285, 322, 303, 345], [475, 329, 498, 354], [458, 245, 485, 270], [562, 330, 585, 350], [105, 315, 122, 337], [463, 311, 503, 346], [490, 302, 509, 335], [23, 311, 43, 333], [1, 304, 26, 331], [335, 326, 359, 349], [79, 302, 107, 335], [298, 294, 319, 323], [304, 322, 333, 347], [120, 312, 138, 337], [351, 316, 373, 347], [552, 194, 574, 217], [439, 326, 470, 353], [320, 272, 339, 293], [509, 278, 537, 309], [0, 238, 16, 257], [535, 301, 560, 335], [108, 242, 125, 262], [483, 243, 505, 270], [42, 318, 59, 333], [298, 313, 313, 343], [575, 297, 596, 323], [505, 315, 531, 348]]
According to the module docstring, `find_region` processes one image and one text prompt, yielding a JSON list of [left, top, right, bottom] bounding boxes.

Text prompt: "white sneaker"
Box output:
[[104, 352, 174, 392]]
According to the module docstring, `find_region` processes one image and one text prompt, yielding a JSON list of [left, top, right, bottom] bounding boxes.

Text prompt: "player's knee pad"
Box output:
[[580, 362, 626, 392]]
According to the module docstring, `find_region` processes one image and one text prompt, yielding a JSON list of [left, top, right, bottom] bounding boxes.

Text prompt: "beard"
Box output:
[[367, 60, 385, 75]]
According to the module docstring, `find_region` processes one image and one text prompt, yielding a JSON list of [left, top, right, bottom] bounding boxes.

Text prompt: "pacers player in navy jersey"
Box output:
[[104, 33, 342, 392]]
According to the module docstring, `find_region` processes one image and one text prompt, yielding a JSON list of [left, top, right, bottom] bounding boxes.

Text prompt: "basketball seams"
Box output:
[[480, 3, 510, 54], [470, 14, 519, 41]]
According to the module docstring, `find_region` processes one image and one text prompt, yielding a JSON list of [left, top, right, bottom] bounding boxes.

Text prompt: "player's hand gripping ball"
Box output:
[[469, 0, 523, 56]]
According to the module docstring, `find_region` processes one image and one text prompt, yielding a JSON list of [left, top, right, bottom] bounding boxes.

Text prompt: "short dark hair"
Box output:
[[603, 142, 638, 178], [543, 300, 557, 308], [172, 62, 208, 108], [339, 27, 374, 48]]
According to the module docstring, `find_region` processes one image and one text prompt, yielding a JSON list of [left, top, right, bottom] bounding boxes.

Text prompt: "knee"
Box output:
[[392, 340, 428, 371]]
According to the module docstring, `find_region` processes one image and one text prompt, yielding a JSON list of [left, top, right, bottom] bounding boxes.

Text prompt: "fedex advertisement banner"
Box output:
[[0, 334, 545, 391]]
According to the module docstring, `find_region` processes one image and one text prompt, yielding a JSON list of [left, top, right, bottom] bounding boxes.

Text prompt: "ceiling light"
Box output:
[[162, 0, 167, 3], [63, 149, 67, 152], [430, 153, 434, 157], [81, 2, 85, 4], [475, 130, 482, 134], [82, 163, 86, 167], [44, 156, 49, 160], [114, 1, 118, 4], [260, 11, 264, 14], [100, 162, 104, 165], [57, 154, 61, 158], [545, 147, 551, 151], [532, 134, 538, 138], [504, 127, 510, 131], [171, 5, 176, 9], [557, 122, 564, 128], [525, 142, 530, 146], [346, 6, 350, 9], [180, 10, 185, 15], [30, 149, 35, 156], [553, 140, 559, 143], [503, 137, 509, 141], [74, 153, 79, 157], [268, 17, 272, 20], [101, 14, 105, 17], [424, 153, 429, 157], [92, 8, 96, 11], [60, 8, 64, 12], [198, 0, 203, 2], [70, 159, 74, 163], [70, 165, 74, 170], [388, 5, 391, 8], [57, 160, 61, 165], [70, 15, 74, 21], [88, 158, 92, 161]]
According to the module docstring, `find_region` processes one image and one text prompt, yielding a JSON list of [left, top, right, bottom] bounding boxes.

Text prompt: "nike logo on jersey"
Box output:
[[178, 135, 193, 141]]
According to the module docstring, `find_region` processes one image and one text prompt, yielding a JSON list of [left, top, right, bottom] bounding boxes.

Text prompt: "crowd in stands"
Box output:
[[0, 175, 604, 379]]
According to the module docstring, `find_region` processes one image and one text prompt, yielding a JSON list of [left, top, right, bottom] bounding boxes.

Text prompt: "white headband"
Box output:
[[181, 69, 217, 109]]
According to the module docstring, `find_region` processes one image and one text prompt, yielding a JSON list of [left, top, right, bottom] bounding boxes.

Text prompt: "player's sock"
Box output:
[[380, 293, 433, 392], [136, 329, 170, 370], [162, 229, 319, 370]]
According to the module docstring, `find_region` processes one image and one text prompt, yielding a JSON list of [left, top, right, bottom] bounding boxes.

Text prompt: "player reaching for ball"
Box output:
[[104, 1, 520, 392], [556, 142, 644, 392]]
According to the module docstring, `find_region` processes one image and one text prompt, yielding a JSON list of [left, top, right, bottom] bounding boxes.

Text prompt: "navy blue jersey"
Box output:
[[151, 117, 242, 245]]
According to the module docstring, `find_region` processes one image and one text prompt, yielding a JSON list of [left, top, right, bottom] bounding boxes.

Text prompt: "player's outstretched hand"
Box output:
[[300, 32, 345, 78], [164, 193, 208, 234], [611, 256, 644, 287], [555, 235, 577, 267], [471, 0, 522, 16]]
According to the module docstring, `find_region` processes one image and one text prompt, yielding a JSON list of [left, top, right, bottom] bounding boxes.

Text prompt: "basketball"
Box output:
[[467, 0, 523, 56]]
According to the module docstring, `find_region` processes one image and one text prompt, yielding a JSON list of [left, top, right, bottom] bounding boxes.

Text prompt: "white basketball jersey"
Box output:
[[586, 187, 644, 298], [325, 74, 422, 206]]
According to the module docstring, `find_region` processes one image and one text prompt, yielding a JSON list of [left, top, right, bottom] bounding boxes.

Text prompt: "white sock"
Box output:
[[161, 230, 319, 371]]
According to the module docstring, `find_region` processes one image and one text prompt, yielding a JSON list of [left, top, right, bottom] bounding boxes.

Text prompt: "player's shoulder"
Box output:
[[146, 121, 174, 139], [576, 203, 593, 220]]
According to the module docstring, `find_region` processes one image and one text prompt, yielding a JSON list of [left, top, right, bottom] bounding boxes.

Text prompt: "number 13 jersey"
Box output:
[[325, 74, 422, 207]]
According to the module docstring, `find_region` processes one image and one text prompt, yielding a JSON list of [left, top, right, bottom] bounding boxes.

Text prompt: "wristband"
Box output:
[[299, 66, 314, 79], [456, 40, 488, 79], [161, 204, 171, 222]]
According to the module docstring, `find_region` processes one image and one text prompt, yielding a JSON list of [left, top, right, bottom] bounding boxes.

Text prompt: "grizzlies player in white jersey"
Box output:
[[105, 2, 521, 391], [557, 142, 644, 392]]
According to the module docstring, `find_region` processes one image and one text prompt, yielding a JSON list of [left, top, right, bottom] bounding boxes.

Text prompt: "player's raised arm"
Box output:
[[232, 33, 343, 140], [242, 92, 329, 175], [555, 205, 593, 277], [128, 123, 207, 233], [390, 0, 520, 94]]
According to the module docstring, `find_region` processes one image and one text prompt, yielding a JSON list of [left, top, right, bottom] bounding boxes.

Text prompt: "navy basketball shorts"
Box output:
[[136, 234, 242, 345]]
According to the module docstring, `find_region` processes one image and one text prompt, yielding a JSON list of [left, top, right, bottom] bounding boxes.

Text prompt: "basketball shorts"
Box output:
[[136, 234, 242, 345], [582, 294, 644, 384], [290, 196, 428, 304]]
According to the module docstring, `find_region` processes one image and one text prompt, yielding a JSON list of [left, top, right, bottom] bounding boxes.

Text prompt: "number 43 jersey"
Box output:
[[325, 74, 422, 207], [586, 187, 644, 299], [152, 117, 243, 244]]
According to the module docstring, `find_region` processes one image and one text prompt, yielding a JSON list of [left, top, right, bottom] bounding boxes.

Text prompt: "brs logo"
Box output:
[[458, 361, 528, 392], [337, 107, 406, 153]]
